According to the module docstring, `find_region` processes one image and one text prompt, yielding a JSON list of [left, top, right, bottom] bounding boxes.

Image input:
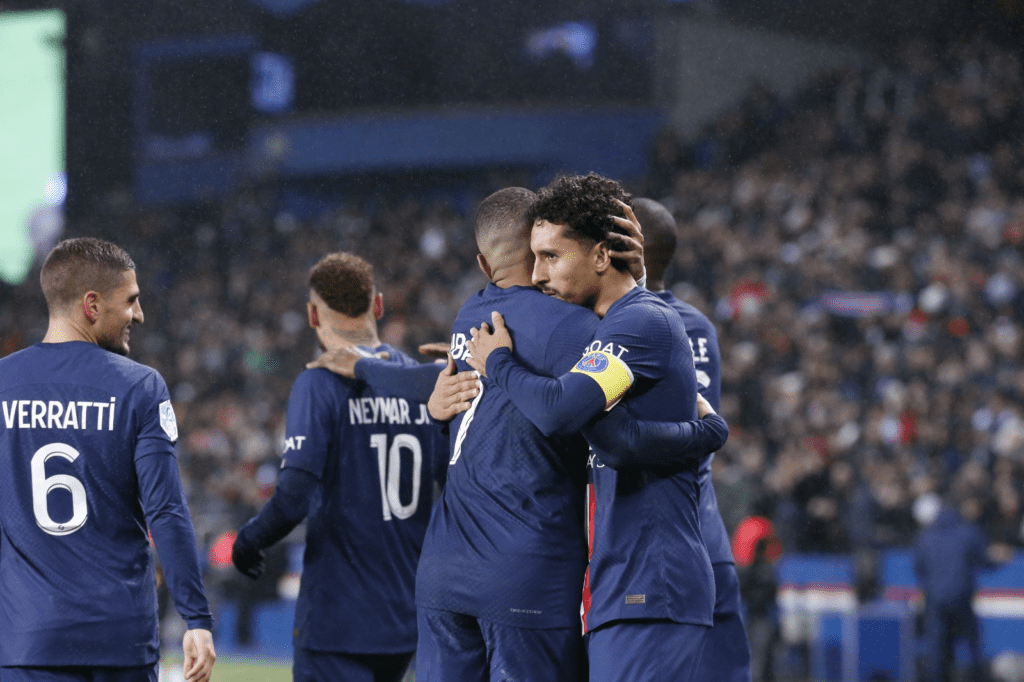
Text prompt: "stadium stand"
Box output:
[[2, 19, 1024, 680]]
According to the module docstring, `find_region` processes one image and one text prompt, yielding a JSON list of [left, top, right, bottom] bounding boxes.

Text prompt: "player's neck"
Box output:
[[489, 261, 534, 289], [42, 317, 95, 345], [593, 271, 638, 318], [493, 271, 534, 289], [320, 317, 379, 350]]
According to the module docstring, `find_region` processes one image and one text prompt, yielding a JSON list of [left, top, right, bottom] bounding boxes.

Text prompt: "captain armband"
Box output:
[[570, 351, 634, 411]]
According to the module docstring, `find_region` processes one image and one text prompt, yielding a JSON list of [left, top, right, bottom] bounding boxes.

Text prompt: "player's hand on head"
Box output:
[[696, 393, 716, 419], [306, 344, 388, 377], [465, 311, 512, 377], [428, 354, 481, 421], [182, 628, 216, 682], [607, 198, 646, 285], [231, 530, 266, 580], [418, 341, 451, 361]]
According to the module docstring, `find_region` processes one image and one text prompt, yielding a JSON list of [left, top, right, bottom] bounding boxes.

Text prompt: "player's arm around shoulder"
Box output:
[[465, 310, 607, 436], [288, 365, 349, 430], [583, 393, 728, 471]]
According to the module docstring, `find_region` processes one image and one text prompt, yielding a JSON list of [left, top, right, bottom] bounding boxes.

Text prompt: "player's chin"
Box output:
[[98, 334, 131, 356], [100, 341, 130, 356]]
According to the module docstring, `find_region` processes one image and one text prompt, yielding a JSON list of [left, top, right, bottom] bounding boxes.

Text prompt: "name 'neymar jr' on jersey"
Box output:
[[231, 252, 446, 682]]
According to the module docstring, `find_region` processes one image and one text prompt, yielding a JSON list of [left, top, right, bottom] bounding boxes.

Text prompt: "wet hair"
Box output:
[[40, 238, 136, 315], [308, 252, 375, 317], [632, 198, 678, 283], [528, 172, 633, 271], [474, 187, 537, 247]]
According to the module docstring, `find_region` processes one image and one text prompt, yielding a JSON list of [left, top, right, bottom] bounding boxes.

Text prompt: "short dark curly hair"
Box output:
[[308, 252, 374, 317], [528, 172, 633, 271]]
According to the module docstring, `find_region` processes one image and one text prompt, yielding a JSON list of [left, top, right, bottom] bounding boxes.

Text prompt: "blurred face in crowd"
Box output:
[[530, 219, 602, 311], [93, 270, 144, 356]]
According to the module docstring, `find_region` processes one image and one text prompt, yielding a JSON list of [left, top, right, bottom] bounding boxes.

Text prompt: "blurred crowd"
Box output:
[[646, 35, 1024, 561], [2, 33, 1023, 605]]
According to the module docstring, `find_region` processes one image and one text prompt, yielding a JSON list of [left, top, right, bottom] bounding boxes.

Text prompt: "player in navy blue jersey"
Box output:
[[0, 238, 215, 682], [633, 197, 752, 682], [230, 252, 446, 682], [467, 174, 718, 682], [410, 187, 599, 682], [306, 190, 727, 682]]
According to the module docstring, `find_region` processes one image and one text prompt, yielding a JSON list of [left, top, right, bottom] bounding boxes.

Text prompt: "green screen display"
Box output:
[[0, 10, 65, 285]]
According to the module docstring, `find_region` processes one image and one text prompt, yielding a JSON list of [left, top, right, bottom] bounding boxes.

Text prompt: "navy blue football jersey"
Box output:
[[0, 342, 211, 667], [485, 287, 715, 633], [655, 290, 733, 566], [415, 284, 599, 629], [579, 288, 714, 632], [282, 345, 446, 653]]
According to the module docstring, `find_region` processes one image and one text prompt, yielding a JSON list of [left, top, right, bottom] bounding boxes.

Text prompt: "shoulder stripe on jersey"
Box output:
[[570, 351, 634, 410]]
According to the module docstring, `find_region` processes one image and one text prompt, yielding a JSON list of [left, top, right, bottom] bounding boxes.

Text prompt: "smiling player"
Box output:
[[0, 237, 215, 682]]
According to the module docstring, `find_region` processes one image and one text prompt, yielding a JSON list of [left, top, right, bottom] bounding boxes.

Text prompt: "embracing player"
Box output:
[[633, 197, 751, 681], [468, 174, 717, 681], [231, 252, 446, 682], [311, 190, 727, 681], [0, 238, 215, 682], [411, 188, 600, 681]]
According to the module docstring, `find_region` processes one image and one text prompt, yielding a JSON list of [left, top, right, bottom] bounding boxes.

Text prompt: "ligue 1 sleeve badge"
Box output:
[[159, 400, 179, 441]]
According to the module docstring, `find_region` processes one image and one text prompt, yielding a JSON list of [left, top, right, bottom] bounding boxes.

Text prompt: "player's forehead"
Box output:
[[112, 269, 140, 298], [530, 219, 573, 251]]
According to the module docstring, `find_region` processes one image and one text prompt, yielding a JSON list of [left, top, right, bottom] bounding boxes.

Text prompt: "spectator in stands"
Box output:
[[914, 496, 992, 682], [740, 536, 781, 682]]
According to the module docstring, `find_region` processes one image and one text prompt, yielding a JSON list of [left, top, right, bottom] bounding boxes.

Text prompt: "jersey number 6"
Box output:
[[31, 442, 88, 537]]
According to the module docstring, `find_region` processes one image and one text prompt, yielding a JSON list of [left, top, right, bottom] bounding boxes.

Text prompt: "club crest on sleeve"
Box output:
[[574, 352, 608, 374], [159, 400, 178, 441]]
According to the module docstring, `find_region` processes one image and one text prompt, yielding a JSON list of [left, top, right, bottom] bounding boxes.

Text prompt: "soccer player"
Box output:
[[230, 252, 447, 682], [467, 174, 715, 682], [633, 197, 751, 681], [307, 190, 726, 682], [411, 187, 600, 682], [0, 237, 215, 682]]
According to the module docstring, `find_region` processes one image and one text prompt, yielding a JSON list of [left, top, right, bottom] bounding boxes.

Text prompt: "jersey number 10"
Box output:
[[370, 433, 422, 522]]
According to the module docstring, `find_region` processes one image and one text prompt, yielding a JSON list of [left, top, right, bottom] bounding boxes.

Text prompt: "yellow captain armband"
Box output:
[[570, 351, 635, 410]]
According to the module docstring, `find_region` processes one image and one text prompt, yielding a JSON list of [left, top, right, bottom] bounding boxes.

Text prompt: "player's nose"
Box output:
[[531, 260, 547, 287], [133, 300, 144, 325]]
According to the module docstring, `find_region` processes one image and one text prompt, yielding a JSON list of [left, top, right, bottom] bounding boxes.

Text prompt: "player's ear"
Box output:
[[593, 241, 612, 274], [373, 292, 384, 320], [307, 301, 320, 329], [476, 254, 493, 281], [82, 291, 100, 323]]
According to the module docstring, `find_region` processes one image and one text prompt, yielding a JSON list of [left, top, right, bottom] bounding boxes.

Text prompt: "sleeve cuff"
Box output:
[[185, 616, 215, 631], [485, 346, 514, 381]]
